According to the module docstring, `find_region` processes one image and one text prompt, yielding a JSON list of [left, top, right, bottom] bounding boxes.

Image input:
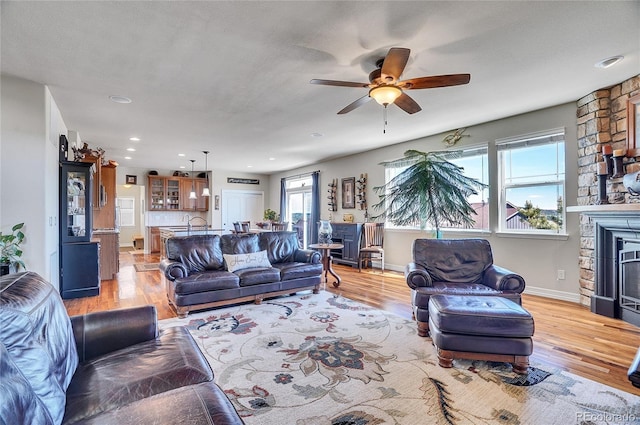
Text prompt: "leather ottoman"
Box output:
[[428, 295, 534, 374]]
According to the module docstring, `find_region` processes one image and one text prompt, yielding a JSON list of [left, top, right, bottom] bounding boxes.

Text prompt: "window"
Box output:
[[442, 146, 488, 230], [497, 129, 565, 234], [382, 145, 488, 230], [117, 197, 135, 227]]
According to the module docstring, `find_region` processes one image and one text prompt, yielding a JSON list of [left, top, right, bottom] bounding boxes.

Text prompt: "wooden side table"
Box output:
[[309, 243, 344, 287]]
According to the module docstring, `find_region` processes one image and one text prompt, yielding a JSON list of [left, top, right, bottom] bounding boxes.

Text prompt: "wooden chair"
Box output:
[[358, 222, 384, 273], [271, 222, 288, 231]]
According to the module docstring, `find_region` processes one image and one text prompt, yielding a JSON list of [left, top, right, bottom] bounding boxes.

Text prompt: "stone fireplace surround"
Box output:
[[574, 74, 640, 326]]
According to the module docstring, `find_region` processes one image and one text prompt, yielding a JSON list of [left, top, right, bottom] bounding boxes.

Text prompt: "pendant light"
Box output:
[[201, 151, 210, 197], [189, 159, 197, 200]]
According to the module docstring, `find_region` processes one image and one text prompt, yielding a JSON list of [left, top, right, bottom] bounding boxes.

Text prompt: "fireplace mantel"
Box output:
[[567, 204, 640, 214]]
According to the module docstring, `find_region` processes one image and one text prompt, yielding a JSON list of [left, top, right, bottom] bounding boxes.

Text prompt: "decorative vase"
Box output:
[[318, 220, 333, 244]]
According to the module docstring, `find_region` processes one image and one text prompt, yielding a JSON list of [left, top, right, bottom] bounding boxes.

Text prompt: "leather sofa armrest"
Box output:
[[483, 264, 525, 292], [294, 249, 321, 264], [160, 258, 188, 281], [405, 262, 432, 289], [71, 306, 158, 363]]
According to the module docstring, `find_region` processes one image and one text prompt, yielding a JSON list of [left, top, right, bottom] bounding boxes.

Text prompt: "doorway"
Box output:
[[284, 177, 313, 248]]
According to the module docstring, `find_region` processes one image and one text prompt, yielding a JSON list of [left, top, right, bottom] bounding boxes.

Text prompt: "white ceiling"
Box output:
[[2, 1, 638, 174]]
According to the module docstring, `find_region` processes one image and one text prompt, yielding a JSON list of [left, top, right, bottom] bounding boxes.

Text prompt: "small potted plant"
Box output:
[[1, 222, 26, 275], [264, 209, 279, 222]]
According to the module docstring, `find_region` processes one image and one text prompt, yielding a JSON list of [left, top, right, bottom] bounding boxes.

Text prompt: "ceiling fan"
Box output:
[[310, 47, 470, 115]]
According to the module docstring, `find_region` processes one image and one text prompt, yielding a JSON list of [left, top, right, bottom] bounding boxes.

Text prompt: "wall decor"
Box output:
[[627, 93, 640, 157], [214, 195, 220, 210], [327, 179, 337, 211], [442, 128, 469, 147], [125, 175, 137, 185], [356, 173, 367, 210], [342, 177, 355, 209], [227, 177, 260, 185]]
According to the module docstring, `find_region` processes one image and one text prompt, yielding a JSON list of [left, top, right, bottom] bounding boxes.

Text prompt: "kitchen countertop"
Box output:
[[92, 228, 120, 235], [159, 226, 225, 236]]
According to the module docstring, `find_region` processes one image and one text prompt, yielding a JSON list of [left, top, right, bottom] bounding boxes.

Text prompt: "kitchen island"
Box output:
[[158, 226, 225, 258]]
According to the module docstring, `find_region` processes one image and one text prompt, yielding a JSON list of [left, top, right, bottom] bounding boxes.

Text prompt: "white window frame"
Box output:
[[497, 128, 566, 235], [382, 145, 489, 231]]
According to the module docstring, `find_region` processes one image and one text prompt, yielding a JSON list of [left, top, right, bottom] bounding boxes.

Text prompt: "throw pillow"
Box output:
[[224, 250, 272, 272]]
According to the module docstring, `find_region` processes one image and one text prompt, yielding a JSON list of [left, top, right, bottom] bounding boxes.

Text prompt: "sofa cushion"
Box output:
[[174, 270, 240, 295], [71, 382, 242, 425], [166, 234, 224, 273], [0, 272, 79, 425], [223, 250, 272, 272], [221, 233, 259, 255], [258, 231, 299, 263], [234, 267, 281, 286], [274, 262, 324, 281], [413, 239, 493, 285], [63, 326, 213, 424]]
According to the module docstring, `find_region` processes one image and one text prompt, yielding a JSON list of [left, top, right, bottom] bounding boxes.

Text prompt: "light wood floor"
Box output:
[[63, 250, 640, 396]]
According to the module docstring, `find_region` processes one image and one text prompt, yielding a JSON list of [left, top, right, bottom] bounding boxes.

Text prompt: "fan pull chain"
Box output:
[[383, 105, 388, 134]]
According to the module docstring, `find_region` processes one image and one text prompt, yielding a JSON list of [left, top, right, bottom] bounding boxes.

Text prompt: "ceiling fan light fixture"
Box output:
[[369, 85, 402, 106]]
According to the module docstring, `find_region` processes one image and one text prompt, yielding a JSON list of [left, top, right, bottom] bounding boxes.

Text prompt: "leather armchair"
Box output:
[[405, 238, 525, 336]]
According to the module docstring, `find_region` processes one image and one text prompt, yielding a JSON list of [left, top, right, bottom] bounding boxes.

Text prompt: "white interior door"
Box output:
[[221, 190, 264, 232]]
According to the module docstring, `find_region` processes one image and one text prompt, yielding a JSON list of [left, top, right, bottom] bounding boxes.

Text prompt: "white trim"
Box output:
[[523, 286, 580, 304], [495, 231, 569, 241], [495, 127, 566, 146]]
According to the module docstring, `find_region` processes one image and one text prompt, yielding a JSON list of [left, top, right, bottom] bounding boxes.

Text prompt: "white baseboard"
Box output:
[[523, 286, 580, 303]]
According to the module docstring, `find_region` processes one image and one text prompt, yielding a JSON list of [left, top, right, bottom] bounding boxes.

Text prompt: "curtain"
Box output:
[[280, 178, 286, 221], [310, 171, 320, 243]]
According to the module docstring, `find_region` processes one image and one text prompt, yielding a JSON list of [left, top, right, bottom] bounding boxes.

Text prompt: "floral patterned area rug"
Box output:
[[159, 292, 640, 425]]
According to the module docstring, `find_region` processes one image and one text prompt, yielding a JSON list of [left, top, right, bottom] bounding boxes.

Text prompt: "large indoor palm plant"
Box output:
[[372, 150, 485, 235]]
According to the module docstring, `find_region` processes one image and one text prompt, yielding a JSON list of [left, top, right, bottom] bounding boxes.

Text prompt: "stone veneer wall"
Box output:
[[576, 74, 640, 307]]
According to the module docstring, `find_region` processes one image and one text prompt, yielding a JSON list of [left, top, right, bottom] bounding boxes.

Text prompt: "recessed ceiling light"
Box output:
[[109, 95, 132, 104], [595, 55, 624, 69], [269, 157, 276, 161], [247, 165, 253, 168], [126, 148, 136, 152], [129, 137, 140, 141], [124, 156, 132, 160], [179, 166, 186, 169], [178, 153, 185, 157], [311, 132, 323, 138]]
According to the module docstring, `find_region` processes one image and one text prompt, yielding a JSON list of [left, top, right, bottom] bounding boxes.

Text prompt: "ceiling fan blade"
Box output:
[[338, 95, 373, 114], [381, 47, 410, 82], [394, 93, 422, 114], [401, 74, 471, 90], [310, 79, 369, 88]]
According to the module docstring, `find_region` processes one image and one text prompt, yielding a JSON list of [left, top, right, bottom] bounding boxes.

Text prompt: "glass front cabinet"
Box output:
[[61, 161, 93, 243]]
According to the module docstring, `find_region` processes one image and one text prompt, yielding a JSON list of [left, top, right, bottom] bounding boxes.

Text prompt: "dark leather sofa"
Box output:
[[0, 271, 243, 425], [161, 231, 323, 318], [405, 238, 526, 336]]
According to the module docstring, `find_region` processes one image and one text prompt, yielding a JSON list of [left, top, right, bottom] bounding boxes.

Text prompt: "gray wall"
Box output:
[[270, 103, 581, 302]]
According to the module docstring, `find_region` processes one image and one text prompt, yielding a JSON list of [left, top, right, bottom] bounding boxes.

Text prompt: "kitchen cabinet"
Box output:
[[179, 178, 209, 211], [149, 176, 181, 210], [148, 175, 208, 211], [150, 226, 161, 253], [93, 230, 119, 280], [329, 223, 363, 267], [80, 153, 102, 210], [93, 163, 117, 229], [59, 160, 100, 299]]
